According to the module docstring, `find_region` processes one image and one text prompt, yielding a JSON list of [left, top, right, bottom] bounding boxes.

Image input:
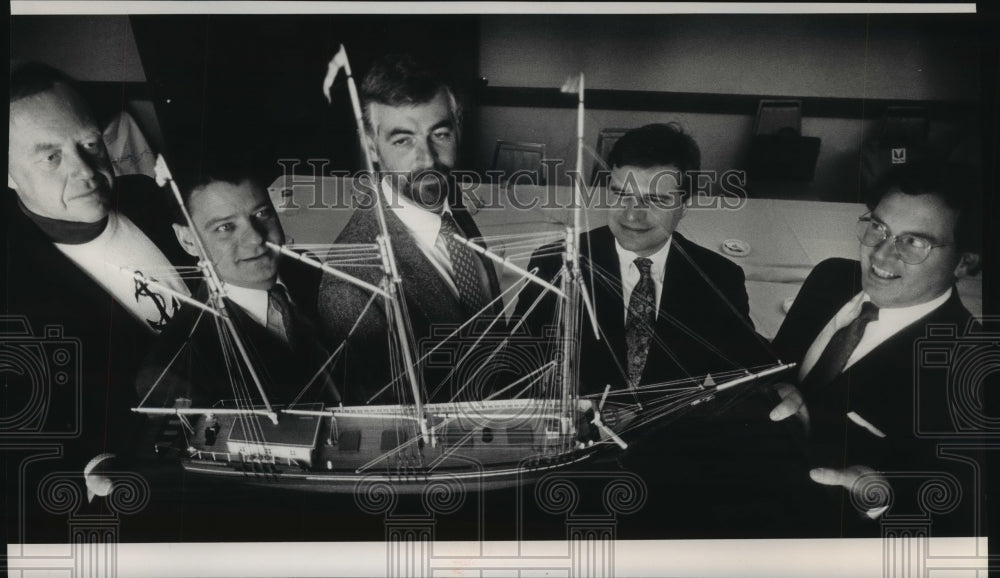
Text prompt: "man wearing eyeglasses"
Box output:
[[770, 163, 981, 535]]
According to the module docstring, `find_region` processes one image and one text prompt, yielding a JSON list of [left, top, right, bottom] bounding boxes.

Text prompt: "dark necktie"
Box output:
[[266, 285, 296, 346], [625, 257, 656, 388], [438, 212, 488, 315], [801, 301, 879, 388]]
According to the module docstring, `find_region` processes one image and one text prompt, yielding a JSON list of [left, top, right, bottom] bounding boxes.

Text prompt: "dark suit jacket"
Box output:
[[3, 176, 195, 464], [514, 226, 771, 396], [771, 257, 980, 535], [137, 257, 339, 408], [3, 176, 196, 541], [317, 201, 502, 404]]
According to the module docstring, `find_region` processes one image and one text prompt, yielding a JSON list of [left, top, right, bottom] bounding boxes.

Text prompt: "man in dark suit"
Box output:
[[770, 163, 983, 535], [4, 62, 194, 540], [318, 55, 502, 405], [136, 160, 339, 409], [511, 123, 787, 537], [515, 123, 770, 397]]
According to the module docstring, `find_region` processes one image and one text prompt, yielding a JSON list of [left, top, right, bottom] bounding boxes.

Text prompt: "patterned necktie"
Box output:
[[438, 212, 488, 315], [625, 257, 656, 388], [801, 301, 879, 387], [266, 285, 296, 346]]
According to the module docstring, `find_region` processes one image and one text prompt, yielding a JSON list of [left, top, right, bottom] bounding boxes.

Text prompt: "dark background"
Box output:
[[130, 15, 482, 179]]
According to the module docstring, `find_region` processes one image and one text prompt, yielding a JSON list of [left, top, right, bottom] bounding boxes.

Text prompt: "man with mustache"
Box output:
[[318, 55, 502, 405], [769, 163, 982, 535]]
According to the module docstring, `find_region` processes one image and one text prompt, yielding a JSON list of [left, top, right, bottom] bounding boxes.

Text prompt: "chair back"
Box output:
[[491, 140, 547, 185], [754, 100, 802, 136], [590, 128, 630, 185]]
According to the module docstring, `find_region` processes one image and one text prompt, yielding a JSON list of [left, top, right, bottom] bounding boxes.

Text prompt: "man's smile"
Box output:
[[869, 264, 901, 280]]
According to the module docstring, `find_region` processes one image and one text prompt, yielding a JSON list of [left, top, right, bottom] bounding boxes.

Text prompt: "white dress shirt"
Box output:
[[797, 287, 953, 381], [224, 280, 292, 331], [614, 237, 672, 322], [381, 177, 461, 298]]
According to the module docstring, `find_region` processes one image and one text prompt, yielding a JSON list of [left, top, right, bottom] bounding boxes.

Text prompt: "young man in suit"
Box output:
[[515, 123, 769, 396], [136, 159, 339, 408], [318, 55, 503, 405], [770, 163, 982, 535], [511, 123, 785, 537], [5, 61, 193, 540]]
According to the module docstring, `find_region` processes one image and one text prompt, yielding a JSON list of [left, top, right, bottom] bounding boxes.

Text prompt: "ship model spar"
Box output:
[[130, 45, 795, 493]]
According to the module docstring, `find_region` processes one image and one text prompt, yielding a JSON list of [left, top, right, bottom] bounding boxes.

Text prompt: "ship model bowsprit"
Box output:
[[131, 46, 795, 493]]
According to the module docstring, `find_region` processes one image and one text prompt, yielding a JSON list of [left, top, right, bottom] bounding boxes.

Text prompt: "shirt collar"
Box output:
[[613, 236, 672, 281], [865, 286, 953, 326], [380, 176, 451, 248], [22, 197, 112, 245], [223, 280, 287, 327]]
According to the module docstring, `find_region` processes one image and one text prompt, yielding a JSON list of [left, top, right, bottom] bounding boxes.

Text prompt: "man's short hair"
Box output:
[[359, 54, 461, 134], [10, 61, 77, 104], [171, 150, 274, 225], [866, 162, 982, 259], [607, 123, 701, 198]]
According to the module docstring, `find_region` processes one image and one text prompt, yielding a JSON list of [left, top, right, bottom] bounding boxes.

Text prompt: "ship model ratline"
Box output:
[[132, 46, 794, 494]]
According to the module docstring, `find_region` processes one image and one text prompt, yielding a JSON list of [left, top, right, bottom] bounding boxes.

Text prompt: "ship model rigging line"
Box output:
[[131, 45, 795, 493]]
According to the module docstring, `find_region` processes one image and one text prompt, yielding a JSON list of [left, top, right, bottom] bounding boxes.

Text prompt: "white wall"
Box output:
[[477, 14, 980, 200], [479, 14, 977, 100]]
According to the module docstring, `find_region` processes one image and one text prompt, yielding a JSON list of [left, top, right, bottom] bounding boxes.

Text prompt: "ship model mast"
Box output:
[[324, 45, 430, 441], [133, 155, 280, 425]]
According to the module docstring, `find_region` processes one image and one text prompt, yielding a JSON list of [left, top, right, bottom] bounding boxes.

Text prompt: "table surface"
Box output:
[[268, 176, 982, 339]]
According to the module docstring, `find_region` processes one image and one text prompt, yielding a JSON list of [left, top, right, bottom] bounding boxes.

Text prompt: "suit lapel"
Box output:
[[656, 234, 690, 332], [846, 289, 969, 382], [826, 288, 972, 440], [451, 207, 503, 313], [382, 206, 466, 324], [582, 227, 628, 365]]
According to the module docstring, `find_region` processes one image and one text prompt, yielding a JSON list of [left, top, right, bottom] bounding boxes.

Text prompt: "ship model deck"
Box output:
[[174, 399, 621, 492]]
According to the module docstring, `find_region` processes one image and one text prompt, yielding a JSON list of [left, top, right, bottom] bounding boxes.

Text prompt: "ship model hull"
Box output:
[[170, 399, 630, 493]]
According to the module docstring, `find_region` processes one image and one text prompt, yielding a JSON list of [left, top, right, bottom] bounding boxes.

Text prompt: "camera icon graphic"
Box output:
[[0, 316, 82, 438], [914, 317, 1000, 439]]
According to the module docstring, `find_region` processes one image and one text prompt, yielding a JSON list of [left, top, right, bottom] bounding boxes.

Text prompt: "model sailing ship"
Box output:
[[133, 46, 795, 493]]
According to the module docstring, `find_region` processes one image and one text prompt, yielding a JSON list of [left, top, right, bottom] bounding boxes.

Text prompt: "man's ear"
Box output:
[[365, 132, 380, 170], [172, 224, 200, 258], [8, 174, 20, 191], [954, 252, 981, 278]]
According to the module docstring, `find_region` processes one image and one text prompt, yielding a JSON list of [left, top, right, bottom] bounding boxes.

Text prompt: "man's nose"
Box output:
[[242, 221, 266, 246], [871, 236, 898, 261], [67, 145, 99, 179], [412, 138, 436, 172], [621, 199, 647, 221]]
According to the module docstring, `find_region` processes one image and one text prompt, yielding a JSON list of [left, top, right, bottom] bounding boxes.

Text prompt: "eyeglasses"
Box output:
[[855, 213, 949, 265]]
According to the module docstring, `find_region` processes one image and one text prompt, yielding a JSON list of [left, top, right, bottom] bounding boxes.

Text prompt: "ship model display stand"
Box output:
[[133, 46, 794, 500]]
